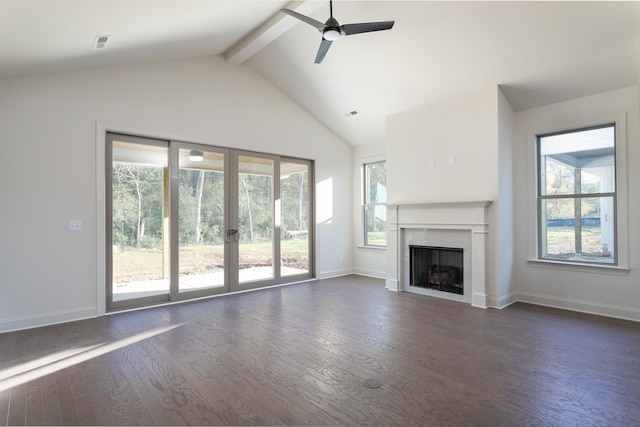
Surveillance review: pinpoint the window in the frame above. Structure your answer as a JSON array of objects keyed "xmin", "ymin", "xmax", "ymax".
[
  {"xmin": 537, "ymin": 124, "xmax": 616, "ymax": 265},
  {"xmin": 364, "ymin": 161, "xmax": 387, "ymax": 246}
]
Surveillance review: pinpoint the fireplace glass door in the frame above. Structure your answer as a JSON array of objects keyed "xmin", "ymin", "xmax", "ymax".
[{"xmin": 410, "ymin": 245, "xmax": 464, "ymax": 295}]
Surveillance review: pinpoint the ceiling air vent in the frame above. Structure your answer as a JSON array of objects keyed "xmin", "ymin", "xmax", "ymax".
[
  {"xmin": 93, "ymin": 35, "xmax": 111, "ymax": 50},
  {"xmin": 344, "ymin": 110, "xmax": 359, "ymax": 117}
]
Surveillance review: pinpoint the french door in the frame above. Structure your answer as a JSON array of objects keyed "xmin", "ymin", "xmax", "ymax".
[{"xmin": 106, "ymin": 133, "xmax": 313, "ymax": 311}]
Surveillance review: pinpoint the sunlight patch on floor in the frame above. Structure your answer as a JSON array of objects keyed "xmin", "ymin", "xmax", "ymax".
[{"xmin": 0, "ymin": 323, "xmax": 185, "ymax": 392}]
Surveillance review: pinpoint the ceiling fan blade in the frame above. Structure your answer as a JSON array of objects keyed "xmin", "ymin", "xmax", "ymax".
[
  {"xmin": 281, "ymin": 8, "xmax": 325, "ymax": 30},
  {"xmin": 315, "ymin": 39, "xmax": 333, "ymax": 64},
  {"xmin": 341, "ymin": 21, "xmax": 395, "ymax": 36},
  {"xmin": 284, "ymin": 1, "xmax": 394, "ymax": 64}
]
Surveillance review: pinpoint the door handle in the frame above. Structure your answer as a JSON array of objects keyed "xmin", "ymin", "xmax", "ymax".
[{"xmin": 225, "ymin": 229, "xmax": 239, "ymax": 243}]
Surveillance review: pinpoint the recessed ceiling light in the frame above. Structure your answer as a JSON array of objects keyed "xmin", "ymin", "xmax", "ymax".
[
  {"xmin": 93, "ymin": 35, "xmax": 111, "ymax": 50},
  {"xmin": 344, "ymin": 110, "xmax": 359, "ymax": 117}
]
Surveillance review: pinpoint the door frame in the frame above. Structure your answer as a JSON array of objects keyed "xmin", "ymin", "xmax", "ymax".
[{"xmin": 101, "ymin": 130, "xmax": 314, "ymax": 313}]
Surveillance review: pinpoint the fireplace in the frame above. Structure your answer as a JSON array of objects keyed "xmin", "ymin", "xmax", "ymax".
[
  {"xmin": 402, "ymin": 228, "xmax": 471, "ymax": 302},
  {"xmin": 386, "ymin": 201, "xmax": 492, "ymax": 308},
  {"xmin": 410, "ymin": 246, "xmax": 463, "ymax": 295}
]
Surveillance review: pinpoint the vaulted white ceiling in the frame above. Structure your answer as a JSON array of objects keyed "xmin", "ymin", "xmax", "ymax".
[{"xmin": 2, "ymin": 1, "xmax": 640, "ymax": 146}]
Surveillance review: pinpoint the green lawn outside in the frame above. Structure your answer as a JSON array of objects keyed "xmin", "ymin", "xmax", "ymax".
[{"xmin": 367, "ymin": 231, "xmax": 387, "ymax": 246}]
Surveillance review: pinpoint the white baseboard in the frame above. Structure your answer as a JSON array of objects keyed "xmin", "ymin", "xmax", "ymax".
[
  {"xmin": 316, "ymin": 268, "xmax": 354, "ymax": 279},
  {"xmin": 0, "ymin": 306, "xmax": 98, "ymax": 333},
  {"xmin": 471, "ymin": 293, "xmax": 488, "ymax": 309},
  {"xmin": 6, "ymin": 288, "xmax": 636, "ymax": 334},
  {"xmin": 488, "ymin": 292, "xmax": 519, "ymax": 309},
  {"xmin": 353, "ymin": 268, "xmax": 385, "ymax": 279},
  {"xmin": 515, "ymin": 292, "xmax": 640, "ymax": 322},
  {"xmin": 385, "ymin": 279, "xmax": 399, "ymax": 291}
]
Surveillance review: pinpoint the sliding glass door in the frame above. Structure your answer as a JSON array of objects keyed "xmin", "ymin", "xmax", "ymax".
[
  {"xmin": 177, "ymin": 144, "xmax": 229, "ymax": 296},
  {"xmin": 107, "ymin": 135, "xmax": 171, "ymax": 307},
  {"xmin": 280, "ymin": 160, "xmax": 311, "ymax": 277},
  {"xmin": 234, "ymin": 153, "xmax": 275, "ymax": 288},
  {"xmin": 231, "ymin": 152, "xmax": 313, "ymax": 291},
  {"xmin": 106, "ymin": 133, "xmax": 313, "ymax": 311}
]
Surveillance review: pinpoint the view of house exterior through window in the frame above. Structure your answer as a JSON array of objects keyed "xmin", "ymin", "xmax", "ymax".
[
  {"xmin": 364, "ymin": 161, "xmax": 387, "ymax": 246},
  {"xmin": 537, "ymin": 125, "xmax": 616, "ymax": 265}
]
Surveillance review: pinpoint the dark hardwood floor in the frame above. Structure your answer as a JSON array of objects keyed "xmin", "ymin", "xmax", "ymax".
[{"xmin": 1, "ymin": 275, "xmax": 639, "ymax": 426}]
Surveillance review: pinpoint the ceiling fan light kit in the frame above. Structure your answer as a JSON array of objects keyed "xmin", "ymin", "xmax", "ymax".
[
  {"xmin": 323, "ymin": 29, "xmax": 341, "ymax": 41},
  {"xmin": 281, "ymin": 0, "xmax": 394, "ymax": 64}
]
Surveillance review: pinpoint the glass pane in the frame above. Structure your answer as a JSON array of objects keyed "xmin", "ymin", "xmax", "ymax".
[
  {"xmin": 280, "ymin": 161, "xmax": 310, "ymax": 276},
  {"xmin": 238, "ymin": 155, "xmax": 274, "ymax": 283},
  {"xmin": 540, "ymin": 126, "xmax": 615, "ymax": 196},
  {"xmin": 542, "ymin": 157, "xmax": 575, "ymax": 196},
  {"xmin": 541, "ymin": 198, "xmax": 576, "ymax": 259},
  {"xmin": 365, "ymin": 161, "xmax": 387, "ymax": 203},
  {"xmin": 111, "ymin": 141, "xmax": 169, "ymax": 301},
  {"xmin": 365, "ymin": 205, "xmax": 387, "ymax": 246},
  {"xmin": 580, "ymin": 197, "xmax": 615, "ymax": 263},
  {"xmin": 178, "ymin": 149, "xmax": 226, "ymax": 292},
  {"xmin": 580, "ymin": 165, "xmax": 615, "ymax": 194}
]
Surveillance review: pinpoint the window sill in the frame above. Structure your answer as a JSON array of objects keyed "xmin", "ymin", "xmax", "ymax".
[
  {"xmin": 527, "ymin": 259, "xmax": 629, "ymax": 276},
  {"xmin": 358, "ymin": 245, "xmax": 387, "ymax": 251}
]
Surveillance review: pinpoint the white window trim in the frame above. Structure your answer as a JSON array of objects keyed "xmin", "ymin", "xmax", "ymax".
[
  {"xmin": 361, "ymin": 156, "xmax": 387, "ymax": 248},
  {"xmin": 526, "ymin": 113, "xmax": 630, "ymax": 273}
]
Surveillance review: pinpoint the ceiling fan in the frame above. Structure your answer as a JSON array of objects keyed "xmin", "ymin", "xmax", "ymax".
[{"xmin": 281, "ymin": 0, "xmax": 394, "ymax": 64}]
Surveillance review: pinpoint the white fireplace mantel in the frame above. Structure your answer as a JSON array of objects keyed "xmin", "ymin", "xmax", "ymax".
[{"xmin": 386, "ymin": 201, "xmax": 493, "ymax": 308}]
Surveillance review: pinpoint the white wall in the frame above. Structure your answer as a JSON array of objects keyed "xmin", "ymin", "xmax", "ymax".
[
  {"xmin": 492, "ymin": 88, "xmax": 516, "ymax": 307},
  {"xmin": 384, "ymin": 87, "xmax": 508, "ymax": 305},
  {"xmin": 354, "ymin": 88, "xmax": 512, "ymax": 288},
  {"xmin": 359, "ymin": 83, "xmax": 639, "ymax": 320},
  {"xmin": 356, "ymin": 83, "xmax": 638, "ymax": 320},
  {"xmin": 0, "ymin": 56, "xmax": 352, "ymax": 332},
  {"xmin": 386, "ymin": 87, "xmax": 500, "ymax": 205},
  {"xmin": 512, "ymin": 86, "xmax": 640, "ymax": 321}
]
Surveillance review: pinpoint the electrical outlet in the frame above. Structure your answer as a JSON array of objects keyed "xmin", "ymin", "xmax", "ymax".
[{"xmin": 69, "ymin": 220, "xmax": 82, "ymax": 231}]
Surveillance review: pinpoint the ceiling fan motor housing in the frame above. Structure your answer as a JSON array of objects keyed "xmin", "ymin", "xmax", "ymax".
[
  {"xmin": 322, "ymin": 16, "xmax": 341, "ymax": 41},
  {"xmin": 281, "ymin": 0, "xmax": 394, "ymax": 63}
]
